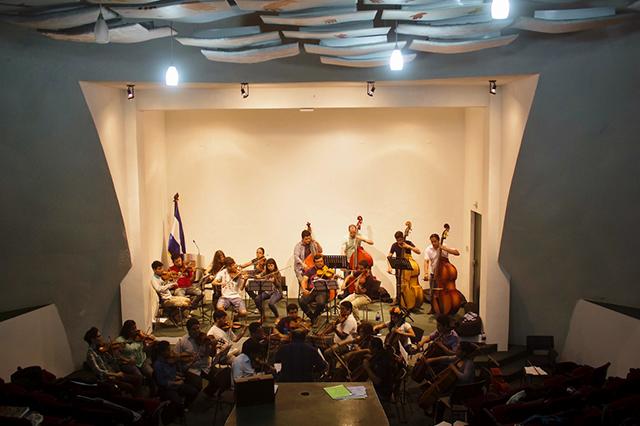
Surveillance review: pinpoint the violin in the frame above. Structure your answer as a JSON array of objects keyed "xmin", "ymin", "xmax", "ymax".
[
  {"xmin": 344, "ymin": 270, "xmax": 369, "ymax": 294},
  {"xmin": 134, "ymin": 331, "xmax": 156, "ymax": 344},
  {"xmin": 98, "ymin": 340, "xmax": 124, "ymax": 354},
  {"xmin": 315, "ymin": 265, "xmax": 335, "ymax": 279}
]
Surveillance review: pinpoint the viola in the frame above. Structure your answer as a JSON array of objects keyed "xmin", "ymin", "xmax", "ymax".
[
  {"xmin": 349, "ymin": 215, "xmax": 374, "ymax": 269},
  {"xmin": 431, "ymin": 224, "xmax": 464, "ymax": 316}
]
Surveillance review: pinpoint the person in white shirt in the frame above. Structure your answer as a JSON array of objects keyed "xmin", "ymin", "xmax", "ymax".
[
  {"xmin": 207, "ymin": 310, "xmax": 246, "ymax": 364},
  {"xmin": 423, "ymin": 233, "xmax": 460, "ymax": 305},
  {"xmin": 213, "ymin": 257, "xmax": 248, "ymax": 317},
  {"xmin": 150, "ymin": 261, "xmax": 190, "ymax": 308},
  {"xmin": 324, "ymin": 301, "xmax": 358, "ymax": 371}
]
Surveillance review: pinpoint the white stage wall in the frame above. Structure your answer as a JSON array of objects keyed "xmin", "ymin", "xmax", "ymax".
[{"xmin": 163, "ymin": 108, "xmax": 472, "ymax": 298}]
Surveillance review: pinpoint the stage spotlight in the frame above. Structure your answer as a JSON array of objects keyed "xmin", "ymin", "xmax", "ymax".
[
  {"xmin": 367, "ymin": 81, "xmax": 376, "ymax": 97},
  {"xmin": 240, "ymin": 82, "xmax": 249, "ymax": 99},
  {"xmin": 126, "ymin": 84, "xmax": 135, "ymax": 100},
  {"xmin": 491, "ymin": 0, "xmax": 510, "ymax": 19},
  {"xmin": 489, "ymin": 80, "xmax": 497, "ymax": 95}
]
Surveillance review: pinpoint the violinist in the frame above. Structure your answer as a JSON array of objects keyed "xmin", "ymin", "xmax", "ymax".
[
  {"xmin": 241, "ymin": 247, "xmax": 267, "ymax": 301},
  {"xmin": 200, "ymin": 250, "xmax": 226, "ymax": 299},
  {"xmin": 153, "ymin": 340, "xmax": 200, "ymax": 416},
  {"xmin": 175, "ymin": 318, "xmax": 217, "ymax": 390},
  {"xmin": 423, "ymin": 233, "xmax": 460, "ymax": 304},
  {"xmin": 170, "ymin": 253, "xmax": 203, "ymax": 304},
  {"xmin": 213, "ymin": 257, "xmax": 248, "ymax": 317},
  {"xmin": 242, "ymin": 322, "xmax": 269, "ymax": 364},
  {"xmin": 206, "ymin": 310, "xmax": 247, "ymax": 364},
  {"xmin": 342, "ymin": 224, "xmax": 374, "ymax": 261},
  {"xmin": 342, "ymin": 260, "xmax": 379, "ymax": 320},
  {"xmin": 150, "ymin": 261, "xmax": 191, "ymax": 309},
  {"xmin": 114, "ymin": 320, "xmax": 154, "ymax": 380},
  {"xmin": 386, "ymin": 231, "xmax": 421, "ymax": 275},
  {"xmin": 275, "ymin": 329, "xmax": 328, "ymax": 383},
  {"xmin": 293, "ymin": 229, "xmax": 322, "ymax": 283},
  {"xmin": 299, "ymin": 254, "xmax": 332, "ymax": 324},
  {"xmin": 374, "ymin": 307, "xmax": 416, "ymax": 354},
  {"xmin": 83, "ymin": 326, "xmax": 143, "ymax": 396},
  {"xmin": 274, "ymin": 303, "xmax": 310, "ymax": 341},
  {"xmin": 254, "ymin": 258, "xmax": 284, "ymax": 322},
  {"xmin": 322, "ymin": 301, "xmax": 358, "ymax": 372}
]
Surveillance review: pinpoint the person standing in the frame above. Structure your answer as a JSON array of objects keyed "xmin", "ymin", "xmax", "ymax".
[
  {"xmin": 423, "ymin": 233, "xmax": 460, "ymax": 303},
  {"xmin": 293, "ymin": 228, "xmax": 322, "ymax": 283}
]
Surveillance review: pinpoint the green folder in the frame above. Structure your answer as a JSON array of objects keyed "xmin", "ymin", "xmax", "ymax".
[{"xmin": 323, "ymin": 384, "xmax": 353, "ymax": 400}]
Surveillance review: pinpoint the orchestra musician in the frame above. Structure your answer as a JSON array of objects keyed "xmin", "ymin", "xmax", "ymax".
[
  {"xmin": 417, "ymin": 315, "xmax": 460, "ymax": 356},
  {"xmin": 200, "ymin": 250, "xmax": 226, "ymax": 300},
  {"xmin": 374, "ymin": 307, "xmax": 416, "ymax": 354},
  {"xmin": 341, "ymin": 224, "xmax": 374, "ymax": 261},
  {"xmin": 150, "ymin": 261, "xmax": 191, "ymax": 325},
  {"xmin": 323, "ymin": 301, "xmax": 358, "ymax": 372},
  {"xmin": 170, "ymin": 253, "xmax": 203, "ymax": 302},
  {"xmin": 83, "ymin": 327, "xmax": 143, "ymax": 396},
  {"xmin": 386, "ymin": 231, "xmax": 421, "ymax": 275},
  {"xmin": 153, "ymin": 340, "xmax": 200, "ymax": 416},
  {"xmin": 241, "ymin": 247, "xmax": 267, "ymax": 301},
  {"xmin": 273, "ymin": 303, "xmax": 310, "ymax": 341},
  {"xmin": 293, "ymin": 229, "xmax": 322, "ymax": 283},
  {"xmin": 362, "ymin": 337, "xmax": 403, "ymax": 402},
  {"xmin": 299, "ymin": 254, "xmax": 333, "ymax": 325},
  {"xmin": 423, "ymin": 233, "xmax": 460, "ymax": 306},
  {"xmin": 212, "ymin": 257, "xmax": 248, "ymax": 317},
  {"xmin": 341, "ymin": 260, "xmax": 379, "ymax": 320},
  {"xmin": 175, "ymin": 318, "xmax": 217, "ymax": 391},
  {"xmin": 114, "ymin": 319, "xmax": 154, "ymax": 380},
  {"xmin": 254, "ymin": 258, "xmax": 284, "ymax": 322},
  {"xmin": 275, "ymin": 329, "xmax": 328, "ymax": 383},
  {"xmin": 206, "ymin": 310, "xmax": 247, "ymax": 364}
]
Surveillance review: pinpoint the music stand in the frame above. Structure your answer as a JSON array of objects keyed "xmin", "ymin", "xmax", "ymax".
[
  {"xmin": 246, "ymin": 279, "xmax": 274, "ymax": 293},
  {"xmin": 311, "ymin": 279, "xmax": 339, "ymax": 320},
  {"xmin": 323, "ymin": 255, "xmax": 349, "ymax": 270},
  {"xmin": 387, "ymin": 256, "xmax": 413, "ymax": 307}
]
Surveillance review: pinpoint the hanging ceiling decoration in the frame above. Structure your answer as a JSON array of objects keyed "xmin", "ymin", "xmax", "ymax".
[{"xmin": 1, "ymin": 0, "xmax": 638, "ymax": 67}]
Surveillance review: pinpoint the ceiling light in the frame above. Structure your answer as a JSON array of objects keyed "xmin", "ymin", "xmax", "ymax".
[
  {"xmin": 240, "ymin": 82, "xmax": 249, "ymax": 99},
  {"xmin": 94, "ymin": 6, "xmax": 109, "ymax": 44},
  {"xmin": 165, "ymin": 24, "xmax": 179, "ymax": 86},
  {"xmin": 489, "ymin": 80, "xmax": 497, "ymax": 95},
  {"xmin": 491, "ymin": 0, "xmax": 510, "ymax": 19},
  {"xmin": 367, "ymin": 81, "xmax": 376, "ymax": 97},
  {"xmin": 126, "ymin": 84, "xmax": 135, "ymax": 100},
  {"xmin": 389, "ymin": 22, "xmax": 404, "ymax": 71}
]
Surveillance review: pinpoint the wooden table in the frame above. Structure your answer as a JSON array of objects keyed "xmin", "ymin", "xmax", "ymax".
[{"xmin": 225, "ymin": 382, "xmax": 389, "ymax": 426}]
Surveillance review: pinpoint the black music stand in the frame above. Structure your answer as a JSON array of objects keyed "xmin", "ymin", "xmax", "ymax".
[
  {"xmin": 311, "ymin": 279, "xmax": 339, "ymax": 320},
  {"xmin": 246, "ymin": 279, "xmax": 274, "ymax": 293},
  {"xmin": 323, "ymin": 255, "xmax": 349, "ymax": 270},
  {"xmin": 387, "ymin": 256, "xmax": 413, "ymax": 307}
]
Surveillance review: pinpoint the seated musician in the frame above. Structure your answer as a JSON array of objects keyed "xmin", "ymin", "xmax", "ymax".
[
  {"xmin": 175, "ymin": 318, "xmax": 216, "ymax": 391},
  {"xmin": 114, "ymin": 320, "xmax": 154, "ymax": 380},
  {"xmin": 170, "ymin": 254, "xmax": 203, "ymax": 300},
  {"xmin": 299, "ymin": 254, "xmax": 333, "ymax": 325},
  {"xmin": 207, "ymin": 310, "xmax": 247, "ymax": 364},
  {"xmin": 342, "ymin": 260, "xmax": 379, "ymax": 320},
  {"xmin": 275, "ymin": 329, "xmax": 328, "ymax": 382},
  {"xmin": 417, "ymin": 315, "xmax": 460, "ymax": 356},
  {"xmin": 293, "ymin": 229, "xmax": 322, "ymax": 283},
  {"xmin": 254, "ymin": 258, "xmax": 284, "ymax": 322},
  {"xmin": 386, "ymin": 231, "xmax": 421, "ymax": 275},
  {"xmin": 150, "ymin": 261, "xmax": 191, "ymax": 309},
  {"xmin": 375, "ymin": 307, "xmax": 416, "ymax": 353},
  {"xmin": 332, "ymin": 322, "xmax": 377, "ymax": 381},
  {"xmin": 83, "ymin": 327, "xmax": 143, "ymax": 396},
  {"xmin": 200, "ymin": 250, "xmax": 226, "ymax": 294},
  {"xmin": 153, "ymin": 340, "xmax": 200, "ymax": 415},
  {"xmin": 274, "ymin": 303, "xmax": 309, "ymax": 341},
  {"xmin": 362, "ymin": 337, "xmax": 402, "ymax": 402},
  {"xmin": 322, "ymin": 301, "xmax": 358, "ymax": 371},
  {"xmin": 213, "ymin": 257, "xmax": 248, "ymax": 317},
  {"xmin": 455, "ymin": 302, "xmax": 485, "ymax": 342},
  {"xmin": 240, "ymin": 247, "xmax": 267, "ymax": 301}
]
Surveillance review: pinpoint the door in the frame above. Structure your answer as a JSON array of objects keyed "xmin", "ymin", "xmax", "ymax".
[{"xmin": 470, "ymin": 211, "xmax": 482, "ymax": 305}]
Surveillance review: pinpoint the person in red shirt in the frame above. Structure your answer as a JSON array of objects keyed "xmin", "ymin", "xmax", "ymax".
[{"xmin": 170, "ymin": 253, "xmax": 203, "ymax": 303}]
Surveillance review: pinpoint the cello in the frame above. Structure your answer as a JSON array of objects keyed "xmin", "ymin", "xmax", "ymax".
[
  {"xmin": 349, "ymin": 215, "xmax": 374, "ymax": 269},
  {"xmin": 430, "ymin": 224, "xmax": 464, "ymax": 316},
  {"xmin": 401, "ymin": 221, "xmax": 424, "ymax": 310}
]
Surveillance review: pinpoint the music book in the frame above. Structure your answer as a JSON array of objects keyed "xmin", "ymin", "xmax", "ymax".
[
  {"xmin": 524, "ymin": 366, "xmax": 548, "ymax": 376},
  {"xmin": 324, "ymin": 384, "xmax": 352, "ymax": 400}
]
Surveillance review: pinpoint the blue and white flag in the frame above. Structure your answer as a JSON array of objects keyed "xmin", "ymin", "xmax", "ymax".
[{"xmin": 168, "ymin": 193, "xmax": 186, "ymax": 256}]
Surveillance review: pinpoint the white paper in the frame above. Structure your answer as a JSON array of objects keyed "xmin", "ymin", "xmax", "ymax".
[{"xmin": 524, "ymin": 366, "xmax": 548, "ymax": 376}]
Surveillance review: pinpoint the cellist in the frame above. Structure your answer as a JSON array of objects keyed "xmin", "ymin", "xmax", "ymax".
[{"xmin": 423, "ymin": 233, "xmax": 460, "ymax": 305}]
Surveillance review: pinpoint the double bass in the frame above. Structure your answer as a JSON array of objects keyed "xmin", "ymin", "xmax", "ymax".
[
  {"xmin": 430, "ymin": 224, "xmax": 464, "ymax": 316},
  {"xmin": 303, "ymin": 222, "xmax": 316, "ymax": 271},
  {"xmin": 400, "ymin": 221, "xmax": 424, "ymax": 310},
  {"xmin": 349, "ymin": 215, "xmax": 374, "ymax": 269}
]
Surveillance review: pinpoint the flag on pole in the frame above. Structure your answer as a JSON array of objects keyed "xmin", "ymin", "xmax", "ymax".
[{"xmin": 168, "ymin": 193, "xmax": 186, "ymax": 256}]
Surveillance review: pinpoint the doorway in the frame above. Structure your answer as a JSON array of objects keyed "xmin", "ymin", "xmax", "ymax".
[{"xmin": 470, "ymin": 211, "xmax": 482, "ymax": 306}]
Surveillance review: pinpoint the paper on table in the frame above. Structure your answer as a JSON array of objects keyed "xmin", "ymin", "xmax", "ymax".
[
  {"xmin": 524, "ymin": 366, "xmax": 548, "ymax": 375},
  {"xmin": 324, "ymin": 384, "xmax": 353, "ymax": 400},
  {"xmin": 344, "ymin": 386, "xmax": 368, "ymax": 399}
]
